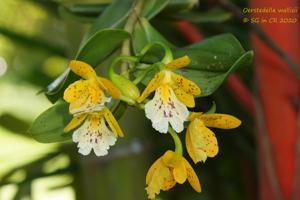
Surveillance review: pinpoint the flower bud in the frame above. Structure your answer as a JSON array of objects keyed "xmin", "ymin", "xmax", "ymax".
[{"xmin": 110, "ymin": 73, "xmax": 140, "ymax": 102}]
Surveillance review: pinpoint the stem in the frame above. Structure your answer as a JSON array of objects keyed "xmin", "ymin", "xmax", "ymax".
[
  {"xmin": 139, "ymin": 42, "xmax": 173, "ymax": 64},
  {"xmin": 132, "ymin": 63, "xmax": 161, "ymax": 85},
  {"xmin": 120, "ymin": 0, "xmax": 145, "ymax": 75},
  {"xmin": 168, "ymin": 127, "xmax": 183, "ymax": 156},
  {"xmin": 108, "ymin": 55, "xmax": 138, "ymax": 79},
  {"xmin": 132, "ymin": 68, "xmax": 152, "ymax": 85}
]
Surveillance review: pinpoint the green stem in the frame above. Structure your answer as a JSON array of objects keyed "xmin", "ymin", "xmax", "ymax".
[
  {"xmin": 108, "ymin": 55, "xmax": 139, "ymax": 79},
  {"xmin": 139, "ymin": 42, "xmax": 173, "ymax": 64},
  {"xmin": 168, "ymin": 127, "xmax": 183, "ymax": 156},
  {"xmin": 132, "ymin": 67, "xmax": 153, "ymax": 85}
]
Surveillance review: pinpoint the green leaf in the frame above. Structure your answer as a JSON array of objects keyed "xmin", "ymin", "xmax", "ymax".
[
  {"xmin": 88, "ymin": 0, "xmax": 135, "ymax": 36},
  {"xmin": 174, "ymin": 33, "xmax": 245, "ymax": 72},
  {"xmin": 141, "ymin": 0, "xmax": 170, "ymax": 19},
  {"xmin": 177, "ymin": 51, "xmax": 254, "ymax": 96},
  {"xmin": 132, "ymin": 18, "xmax": 175, "ymax": 54},
  {"xmin": 28, "ymin": 102, "xmax": 72, "ymax": 143},
  {"xmin": 163, "ymin": 0, "xmax": 198, "ymax": 13},
  {"xmin": 77, "ymin": 29, "xmax": 129, "ymax": 66},
  {"xmin": 45, "ymin": 29, "xmax": 130, "ymax": 103},
  {"xmin": 62, "ymin": 3, "xmax": 107, "ymax": 17},
  {"xmin": 175, "ymin": 34, "xmax": 253, "ymax": 96},
  {"xmin": 170, "ymin": 8, "xmax": 232, "ymax": 23}
]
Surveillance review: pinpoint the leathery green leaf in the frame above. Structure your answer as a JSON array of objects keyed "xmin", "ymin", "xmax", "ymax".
[
  {"xmin": 28, "ymin": 102, "xmax": 72, "ymax": 143},
  {"xmin": 141, "ymin": 0, "xmax": 170, "ymax": 19},
  {"xmin": 132, "ymin": 17, "xmax": 175, "ymax": 54},
  {"xmin": 88, "ymin": 0, "xmax": 135, "ymax": 36},
  {"xmin": 177, "ymin": 51, "xmax": 254, "ymax": 96}
]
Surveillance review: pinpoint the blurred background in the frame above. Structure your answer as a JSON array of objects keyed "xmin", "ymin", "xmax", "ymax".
[{"xmin": 0, "ymin": 0, "xmax": 299, "ymax": 200}]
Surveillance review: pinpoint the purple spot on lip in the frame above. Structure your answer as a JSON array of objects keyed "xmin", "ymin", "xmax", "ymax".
[
  {"xmin": 163, "ymin": 110, "xmax": 168, "ymax": 118},
  {"xmin": 163, "ymin": 110, "xmax": 173, "ymax": 118}
]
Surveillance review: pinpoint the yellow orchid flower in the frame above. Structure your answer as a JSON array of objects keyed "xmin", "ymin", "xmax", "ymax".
[
  {"xmin": 63, "ymin": 107, "xmax": 124, "ymax": 156},
  {"xmin": 186, "ymin": 112, "xmax": 241, "ymax": 163},
  {"xmin": 63, "ymin": 60, "xmax": 121, "ymax": 115},
  {"xmin": 137, "ymin": 56, "xmax": 201, "ymax": 133},
  {"xmin": 146, "ymin": 150, "xmax": 201, "ymax": 199}
]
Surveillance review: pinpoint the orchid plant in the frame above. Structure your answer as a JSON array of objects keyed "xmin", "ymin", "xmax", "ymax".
[{"xmin": 29, "ymin": 0, "xmax": 253, "ymax": 199}]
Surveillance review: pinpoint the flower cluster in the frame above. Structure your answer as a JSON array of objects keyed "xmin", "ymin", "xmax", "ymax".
[
  {"xmin": 63, "ymin": 60, "xmax": 123, "ymax": 156},
  {"xmin": 61, "ymin": 47, "xmax": 241, "ymax": 199},
  {"xmin": 137, "ymin": 55, "xmax": 241, "ymax": 199}
]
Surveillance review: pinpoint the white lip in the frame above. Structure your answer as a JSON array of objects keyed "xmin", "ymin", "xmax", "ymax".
[
  {"xmin": 0, "ymin": 57, "xmax": 7, "ymax": 76},
  {"xmin": 145, "ymin": 85, "xmax": 189, "ymax": 134}
]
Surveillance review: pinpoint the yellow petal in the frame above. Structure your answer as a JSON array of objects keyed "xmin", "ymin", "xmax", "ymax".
[
  {"xmin": 102, "ymin": 107, "xmax": 124, "ymax": 137},
  {"xmin": 185, "ymin": 128, "xmax": 197, "ymax": 163},
  {"xmin": 162, "ymin": 150, "xmax": 181, "ymax": 168},
  {"xmin": 189, "ymin": 119, "xmax": 219, "ymax": 162},
  {"xmin": 186, "ymin": 124, "xmax": 209, "ymax": 163},
  {"xmin": 182, "ymin": 158, "xmax": 201, "ymax": 193},
  {"xmin": 173, "ymin": 86, "xmax": 195, "ymax": 107},
  {"xmin": 171, "ymin": 73, "xmax": 201, "ymax": 96},
  {"xmin": 68, "ymin": 84, "xmax": 105, "ymax": 114},
  {"xmin": 137, "ymin": 71, "xmax": 165, "ymax": 103},
  {"xmin": 146, "ymin": 158, "xmax": 161, "ymax": 185},
  {"xmin": 146, "ymin": 157, "xmax": 176, "ymax": 192},
  {"xmin": 64, "ymin": 114, "xmax": 88, "ymax": 132},
  {"xmin": 63, "ymin": 80, "xmax": 87, "ymax": 103},
  {"xmin": 162, "ymin": 150, "xmax": 174, "ymax": 165},
  {"xmin": 161, "ymin": 173, "xmax": 176, "ymax": 191},
  {"xmin": 69, "ymin": 60, "xmax": 96, "ymax": 79},
  {"xmin": 69, "ymin": 90, "xmax": 89, "ymax": 112},
  {"xmin": 199, "ymin": 114, "xmax": 241, "ymax": 129},
  {"xmin": 188, "ymin": 112, "xmax": 203, "ymax": 121},
  {"xmin": 88, "ymin": 81, "xmax": 105, "ymax": 104},
  {"xmin": 166, "ymin": 55, "xmax": 191, "ymax": 70},
  {"xmin": 98, "ymin": 77, "xmax": 121, "ymax": 99},
  {"xmin": 146, "ymin": 160, "xmax": 171, "ymax": 200},
  {"xmin": 172, "ymin": 159, "xmax": 187, "ymax": 184}
]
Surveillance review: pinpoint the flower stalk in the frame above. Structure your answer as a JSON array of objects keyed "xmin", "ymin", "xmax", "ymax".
[
  {"xmin": 168, "ymin": 127, "xmax": 183, "ymax": 156},
  {"xmin": 139, "ymin": 42, "xmax": 173, "ymax": 64}
]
